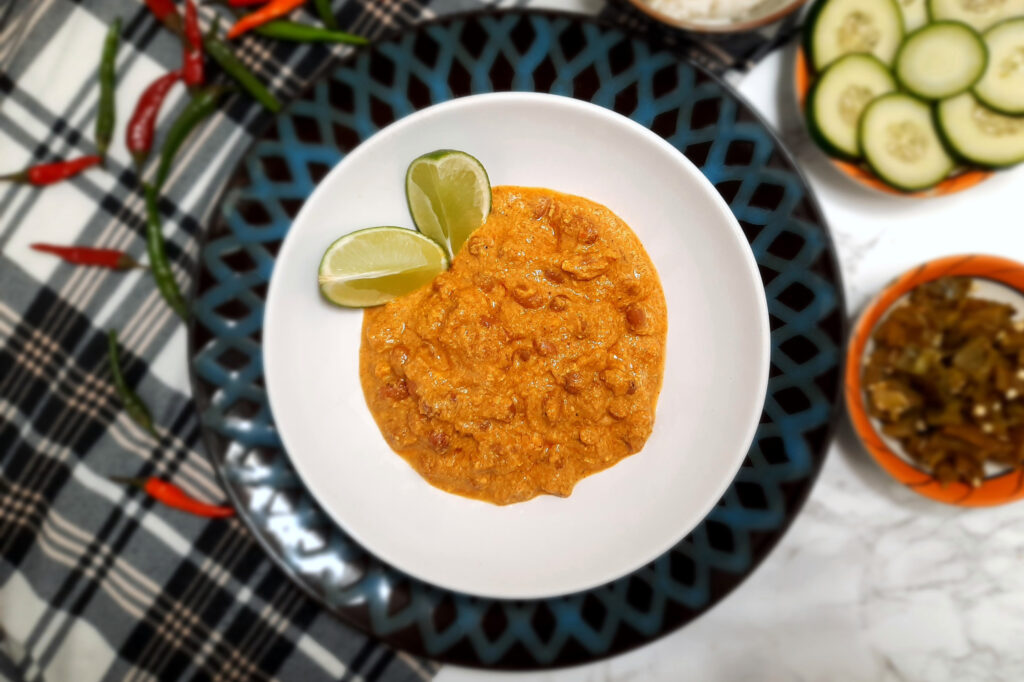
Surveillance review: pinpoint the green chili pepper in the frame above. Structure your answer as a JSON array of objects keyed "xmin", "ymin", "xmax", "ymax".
[
  {"xmin": 107, "ymin": 329, "xmax": 157, "ymax": 435},
  {"xmin": 203, "ymin": 16, "xmax": 281, "ymax": 113},
  {"xmin": 154, "ymin": 84, "xmax": 227, "ymax": 190},
  {"xmin": 96, "ymin": 18, "xmax": 121, "ymax": 159},
  {"xmin": 143, "ymin": 184, "xmax": 189, "ymax": 319},
  {"xmin": 253, "ymin": 20, "xmax": 367, "ymax": 45},
  {"xmin": 312, "ymin": 0, "xmax": 339, "ymax": 30}
]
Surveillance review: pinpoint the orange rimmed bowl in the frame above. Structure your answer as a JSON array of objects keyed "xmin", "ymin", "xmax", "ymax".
[
  {"xmin": 795, "ymin": 49, "xmax": 993, "ymax": 198},
  {"xmin": 846, "ymin": 255, "xmax": 1024, "ymax": 507}
]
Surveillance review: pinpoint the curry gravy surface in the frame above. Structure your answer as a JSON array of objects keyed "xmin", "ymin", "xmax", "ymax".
[{"xmin": 359, "ymin": 187, "xmax": 667, "ymax": 505}]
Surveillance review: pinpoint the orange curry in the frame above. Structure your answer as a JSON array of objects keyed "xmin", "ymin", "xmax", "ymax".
[{"xmin": 359, "ymin": 186, "xmax": 667, "ymax": 504}]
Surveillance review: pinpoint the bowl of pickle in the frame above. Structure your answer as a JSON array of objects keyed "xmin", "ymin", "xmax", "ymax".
[{"xmin": 847, "ymin": 255, "xmax": 1024, "ymax": 505}]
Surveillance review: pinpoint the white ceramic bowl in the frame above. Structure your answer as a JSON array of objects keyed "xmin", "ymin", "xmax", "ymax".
[
  {"xmin": 264, "ymin": 92, "xmax": 769, "ymax": 599},
  {"xmin": 626, "ymin": 0, "xmax": 809, "ymax": 34}
]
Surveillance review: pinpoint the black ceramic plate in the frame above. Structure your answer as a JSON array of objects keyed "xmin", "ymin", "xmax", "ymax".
[{"xmin": 190, "ymin": 10, "xmax": 846, "ymax": 669}]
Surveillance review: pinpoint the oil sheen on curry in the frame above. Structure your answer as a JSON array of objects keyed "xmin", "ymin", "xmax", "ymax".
[{"xmin": 359, "ymin": 187, "xmax": 667, "ymax": 505}]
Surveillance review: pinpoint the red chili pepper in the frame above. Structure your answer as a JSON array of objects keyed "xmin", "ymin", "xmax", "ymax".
[
  {"xmin": 145, "ymin": 0, "xmax": 183, "ymax": 33},
  {"xmin": 112, "ymin": 477, "xmax": 236, "ymax": 518},
  {"xmin": 182, "ymin": 0, "xmax": 205, "ymax": 88},
  {"xmin": 145, "ymin": 0, "xmax": 176, "ymax": 22},
  {"xmin": 227, "ymin": 0, "xmax": 306, "ymax": 39},
  {"xmin": 31, "ymin": 243, "xmax": 142, "ymax": 270},
  {"xmin": 182, "ymin": 44, "xmax": 204, "ymax": 88},
  {"xmin": 0, "ymin": 156, "xmax": 103, "ymax": 186},
  {"xmin": 126, "ymin": 70, "xmax": 181, "ymax": 166},
  {"xmin": 228, "ymin": 0, "xmax": 270, "ymax": 5}
]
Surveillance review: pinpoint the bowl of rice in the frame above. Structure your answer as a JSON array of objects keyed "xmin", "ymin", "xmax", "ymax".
[{"xmin": 627, "ymin": 0, "xmax": 808, "ymax": 32}]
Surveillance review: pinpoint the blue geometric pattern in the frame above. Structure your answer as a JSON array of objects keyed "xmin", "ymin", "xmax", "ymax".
[{"xmin": 189, "ymin": 11, "xmax": 845, "ymax": 669}]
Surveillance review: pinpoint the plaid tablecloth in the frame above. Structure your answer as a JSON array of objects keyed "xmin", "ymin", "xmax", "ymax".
[
  {"xmin": 0, "ymin": 1, "xmax": 473, "ymax": 680},
  {"xmin": 0, "ymin": 0, "xmax": 799, "ymax": 678}
]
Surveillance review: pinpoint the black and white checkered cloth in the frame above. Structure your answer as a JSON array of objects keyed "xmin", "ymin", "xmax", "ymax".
[
  {"xmin": 0, "ymin": 0, "xmax": 798, "ymax": 678},
  {"xmin": 0, "ymin": 1, "xmax": 469, "ymax": 680}
]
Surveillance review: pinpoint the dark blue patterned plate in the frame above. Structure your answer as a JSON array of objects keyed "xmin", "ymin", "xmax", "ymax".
[{"xmin": 189, "ymin": 10, "xmax": 845, "ymax": 669}]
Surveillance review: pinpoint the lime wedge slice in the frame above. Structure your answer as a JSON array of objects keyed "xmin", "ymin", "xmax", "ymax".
[
  {"xmin": 405, "ymin": 149, "xmax": 491, "ymax": 258},
  {"xmin": 318, "ymin": 226, "xmax": 448, "ymax": 308}
]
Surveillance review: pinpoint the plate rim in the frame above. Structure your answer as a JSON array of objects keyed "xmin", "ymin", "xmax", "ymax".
[{"xmin": 186, "ymin": 7, "xmax": 848, "ymax": 669}]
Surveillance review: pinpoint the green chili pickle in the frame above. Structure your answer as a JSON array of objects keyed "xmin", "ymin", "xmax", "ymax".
[{"xmin": 863, "ymin": 277, "xmax": 1024, "ymax": 486}]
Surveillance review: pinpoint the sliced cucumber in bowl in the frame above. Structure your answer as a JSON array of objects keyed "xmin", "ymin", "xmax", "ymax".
[
  {"xmin": 859, "ymin": 93, "xmax": 956, "ymax": 190},
  {"xmin": 801, "ymin": 0, "xmax": 1024, "ymax": 192},
  {"xmin": 806, "ymin": 54, "xmax": 898, "ymax": 159},
  {"xmin": 895, "ymin": 22, "xmax": 988, "ymax": 99},
  {"xmin": 805, "ymin": 0, "xmax": 905, "ymax": 71},
  {"xmin": 928, "ymin": 0, "xmax": 1024, "ymax": 32},
  {"xmin": 936, "ymin": 92, "xmax": 1024, "ymax": 167},
  {"xmin": 974, "ymin": 18, "xmax": 1024, "ymax": 114}
]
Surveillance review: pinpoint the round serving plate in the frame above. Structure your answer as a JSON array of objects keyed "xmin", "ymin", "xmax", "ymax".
[
  {"xmin": 189, "ymin": 9, "xmax": 846, "ymax": 669},
  {"xmin": 263, "ymin": 92, "xmax": 772, "ymax": 600}
]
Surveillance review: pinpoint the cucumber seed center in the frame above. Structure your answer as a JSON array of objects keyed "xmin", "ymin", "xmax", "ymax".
[
  {"xmin": 960, "ymin": 0, "xmax": 1005, "ymax": 13},
  {"xmin": 972, "ymin": 103, "xmax": 1024, "ymax": 136},
  {"xmin": 885, "ymin": 121, "xmax": 928, "ymax": 162},
  {"xmin": 839, "ymin": 85, "xmax": 874, "ymax": 126},
  {"xmin": 838, "ymin": 12, "xmax": 880, "ymax": 52},
  {"xmin": 999, "ymin": 47, "xmax": 1024, "ymax": 79}
]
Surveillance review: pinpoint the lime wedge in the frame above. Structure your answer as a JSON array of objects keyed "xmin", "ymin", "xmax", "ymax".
[
  {"xmin": 318, "ymin": 226, "xmax": 448, "ymax": 307},
  {"xmin": 405, "ymin": 149, "xmax": 491, "ymax": 258}
]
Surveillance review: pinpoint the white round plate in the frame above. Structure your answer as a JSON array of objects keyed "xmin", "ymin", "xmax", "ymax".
[{"xmin": 263, "ymin": 92, "xmax": 770, "ymax": 599}]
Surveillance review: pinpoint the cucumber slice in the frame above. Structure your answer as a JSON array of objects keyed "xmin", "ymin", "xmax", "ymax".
[
  {"xmin": 974, "ymin": 18, "xmax": 1024, "ymax": 114},
  {"xmin": 936, "ymin": 92, "xmax": 1024, "ymax": 167},
  {"xmin": 805, "ymin": 0, "xmax": 905, "ymax": 71},
  {"xmin": 859, "ymin": 93, "xmax": 955, "ymax": 190},
  {"xmin": 899, "ymin": 0, "xmax": 930, "ymax": 31},
  {"xmin": 928, "ymin": 0, "xmax": 1024, "ymax": 32},
  {"xmin": 806, "ymin": 54, "xmax": 898, "ymax": 159},
  {"xmin": 895, "ymin": 22, "xmax": 988, "ymax": 99}
]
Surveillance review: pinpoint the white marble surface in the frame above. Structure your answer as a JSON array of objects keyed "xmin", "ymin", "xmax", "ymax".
[{"xmin": 437, "ymin": 30, "xmax": 1024, "ymax": 682}]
